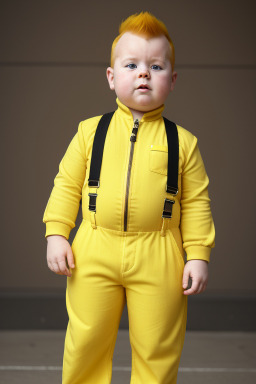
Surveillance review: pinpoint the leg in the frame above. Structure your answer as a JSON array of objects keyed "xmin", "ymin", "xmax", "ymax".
[
  {"xmin": 124, "ymin": 229, "xmax": 187, "ymax": 384},
  {"xmin": 62, "ymin": 220, "xmax": 126, "ymax": 384}
]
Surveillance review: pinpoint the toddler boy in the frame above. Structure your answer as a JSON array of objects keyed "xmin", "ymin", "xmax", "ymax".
[{"xmin": 43, "ymin": 11, "xmax": 215, "ymax": 384}]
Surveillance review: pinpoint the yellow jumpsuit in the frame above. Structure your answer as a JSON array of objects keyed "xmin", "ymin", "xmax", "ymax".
[{"xmin": 43, "ymin": 98, "xmax": 215, "ymax": 384}]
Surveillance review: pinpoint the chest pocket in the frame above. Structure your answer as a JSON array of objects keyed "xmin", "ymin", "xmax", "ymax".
[{"xmin": 149, "ymin": 145, "xmax": 168, "ymax": 175}]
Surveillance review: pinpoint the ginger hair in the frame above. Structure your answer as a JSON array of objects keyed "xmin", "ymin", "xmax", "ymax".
[{"xmin": 110, "ymin": 12, "xmax": 175, "ymax": 70}]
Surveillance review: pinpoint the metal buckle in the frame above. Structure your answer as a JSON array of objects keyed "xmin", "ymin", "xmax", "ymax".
[
  {"xmin": 166, "ymin": 184, "xmax": 178, "ymax": 195},
  {"xmin": 88, "ymin": 180, "xmax": 100, "ymax": 188}
]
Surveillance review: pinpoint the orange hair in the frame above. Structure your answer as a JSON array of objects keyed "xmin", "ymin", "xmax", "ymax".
[{"xmin": 110, "ymin": 12, "xmax": 175, "ymax": 70}]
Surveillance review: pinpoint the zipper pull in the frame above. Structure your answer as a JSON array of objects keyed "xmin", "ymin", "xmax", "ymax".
[{"xmin": 130, "ymin": 119, "xmax": 139, "ymax": 142}]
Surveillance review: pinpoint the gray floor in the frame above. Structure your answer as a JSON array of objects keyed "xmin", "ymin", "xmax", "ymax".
[{"xmin": 0, "ymin": 330, "xmax": 255, "ymax": 384}]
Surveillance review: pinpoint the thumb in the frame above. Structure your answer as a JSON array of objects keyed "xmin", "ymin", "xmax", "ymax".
[
  {"xmin": 182, "ymin": 266, "xmax": 190, "ymax": 289},
  {"xmin": 66, "ymin": 247, "xmax": 75, "ymax": 269}
]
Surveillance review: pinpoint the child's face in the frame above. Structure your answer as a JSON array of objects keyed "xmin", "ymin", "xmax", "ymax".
[{"xmin": 106, "ymin": 32, "xmax": 177, "ymax": 119}]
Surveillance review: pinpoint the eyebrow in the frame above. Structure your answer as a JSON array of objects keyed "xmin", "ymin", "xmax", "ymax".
[
  {"xmin": 150, "ymin": 57, "xmax": 166, "ymax": 63},
  {"xmin": 120, "ymin": 56, "xmax": 166, "ymax": 63},
  {"xmin": 120, "ymin": 57, "xmax": 138, "ymax": 62}
]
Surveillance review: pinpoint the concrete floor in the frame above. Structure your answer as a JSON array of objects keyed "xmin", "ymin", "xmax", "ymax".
[{"xmin": 0, "ymin": 330, "xmax": 255, "ymax": 384}]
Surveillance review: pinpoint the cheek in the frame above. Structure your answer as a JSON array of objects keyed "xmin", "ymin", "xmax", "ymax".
[
  {"xmin": 157, "ymin": 76, "xmax": 172, "ymax": 97},
  {"xmin": 114, "ymin": 74, "xmax": 132, "ymax": 95}
]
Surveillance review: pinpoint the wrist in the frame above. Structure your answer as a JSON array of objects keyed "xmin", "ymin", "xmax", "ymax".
[
  {"xmin": 46, "ymin": 234, "xmax": 67, "ymax": 243},
  {"xmin": 187, "ymin": 259, "xmax": 208, "ymax": 264}
]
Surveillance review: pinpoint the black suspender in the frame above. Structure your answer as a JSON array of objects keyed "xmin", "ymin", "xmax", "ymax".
[
  {"xmin": 162, "ymin": 117, "xmax": 179, "ymax": 220},
  {"xmin": 87, "ymin": 112, "xmax": 114, "ymax": 212},
  {"xmin": 88, "ymin": 112, "xmax": 179, "ymax": 219},
  {"xmin": 163, "ymin": 117, "xmax": 179, "ymax": 195},
  {"xmin": 88, "ymin": 112, "xmax": 115, "ymax": 189}
]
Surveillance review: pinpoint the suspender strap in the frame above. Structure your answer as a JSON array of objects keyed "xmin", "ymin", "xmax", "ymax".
[
  {"xmin": 163, "ymin": 117, "xmax": 179, "ymax": 196},
  {"xmin": 161, "ymin": 117, "xmax": 179, "ymax": 236},
  {"xmin": 88, "ymin": 112, "xmax": 114, "ymax": 220},
  {"xmin": 88, "ymin": 112, "xmax": 115, "ymax": 188}
]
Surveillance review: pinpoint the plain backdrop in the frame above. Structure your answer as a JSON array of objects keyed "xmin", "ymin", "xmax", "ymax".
[{"xmin": 0, "ymin": 0, "xmax": 255, "ymax": 302}]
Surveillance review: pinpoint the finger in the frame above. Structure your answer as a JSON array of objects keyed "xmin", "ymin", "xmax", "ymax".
[
  {"xmin": 183, "ymin": 287, "xmax": 195, "ymax": 295},
  {"xmin": 66, "ymin": 248, "xmax": 75, "ymax": 269},
  {"xmin": 58, "ymin": 260, "xmax": 72, "ymax": 276},
  {"xmin": 182, "ymin": 268, "xmax": 190, "ymax": 290},
  {"xmin": 53, "ymin": 265, "xmax": 67, "ymax": 276},
  {"xmin": 51, "ymin": 261, "xmax": 61, "ymax": 274},
  {"xmin": 183, "ymin": 279, "xmax": 200, "ymax": 295},
  {"xmin": 194, "ymin": 282, "xmax": 204, "ymax": 295}
]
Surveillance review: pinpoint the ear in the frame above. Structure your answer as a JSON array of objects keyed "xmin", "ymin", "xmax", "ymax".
[
  {"xmin": 106, "ymin": 67, "xmax": 115, "ymax": 90},
  {"xmin": 170, "ymin": 71, "xmax": 178, "ymax": 92}
]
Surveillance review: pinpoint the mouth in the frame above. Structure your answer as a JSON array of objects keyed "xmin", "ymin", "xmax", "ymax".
[{"xmin": 137, "ymin": 84, "xmax": 151, "ymax": 90}]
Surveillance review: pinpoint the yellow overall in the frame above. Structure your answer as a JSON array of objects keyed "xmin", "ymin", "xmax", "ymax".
[{"xmin": 43, "ymin": 98, "xmax": 215, "ymax": 384}]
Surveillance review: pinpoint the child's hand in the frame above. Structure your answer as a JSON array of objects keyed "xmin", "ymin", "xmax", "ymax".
[
  {"xmin": 46, "ymin": 235, "xmax": 75, "ymax": 277},
  {"xmin": 182, "ymin": 259, "xmax": 208, "ymax": 295}
]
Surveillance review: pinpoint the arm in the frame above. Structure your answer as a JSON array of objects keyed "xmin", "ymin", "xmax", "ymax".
[
  {"xmin": 43, "ymin": 121, "xmax": 87, "ymax": 239},
  {"xmin": 180, "ymin": 134, "xmax": 215, "ymax": 294},
  {"xmin": 43, "ymin": 121, "xmax": 87, "ymax": 275}
]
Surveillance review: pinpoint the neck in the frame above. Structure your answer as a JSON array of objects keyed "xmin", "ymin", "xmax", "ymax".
[{"xmin": 128, "ymin": 107, "xmax": 144, "ymax": 121}]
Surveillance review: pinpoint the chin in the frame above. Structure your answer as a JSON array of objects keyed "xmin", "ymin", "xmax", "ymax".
[
  {"xmin": 131, "ymin": 101, "xmax": 154, "ymax": 110},
  {"xmin": 137, "ymin": 99, "xmax": 161, "ymax": 110},
  {"xmin": 138, "ymin": 103, "xmax": 159, "ymax": 111}
]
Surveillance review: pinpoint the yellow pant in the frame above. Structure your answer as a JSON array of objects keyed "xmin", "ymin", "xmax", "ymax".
[{"xmin": 63, "ymin": 218, "xmax": 187, "ymax": 384}]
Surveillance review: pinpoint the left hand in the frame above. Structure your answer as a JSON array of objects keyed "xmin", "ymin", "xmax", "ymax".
[{"xmin": 182, "ymin": 259, "xmax": 209, "ymax": 295}]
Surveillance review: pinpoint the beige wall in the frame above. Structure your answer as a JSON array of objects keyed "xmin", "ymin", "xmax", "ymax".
[{"xmin": 1, "ymin": 0, "xmax": 256, "ymax": 296}]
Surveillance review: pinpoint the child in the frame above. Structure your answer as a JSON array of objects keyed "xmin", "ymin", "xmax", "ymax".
[{"xmin": 43, "ymin": 11, "xmax": 215, "ymax": 384}]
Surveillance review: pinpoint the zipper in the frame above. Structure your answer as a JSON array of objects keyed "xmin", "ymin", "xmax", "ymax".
[{"xmin": 123, "ymin": 119, "xmax": 140, "ymax": 231}]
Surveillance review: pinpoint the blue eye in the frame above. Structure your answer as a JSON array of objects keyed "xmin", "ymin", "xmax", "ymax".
[
  {"xmin": 126, "ymin": 63, "xmax": 137, "ymax": 69},
  {"xmin": 151, "ymin": 65, "xmax": 162, "ymax": 70}
]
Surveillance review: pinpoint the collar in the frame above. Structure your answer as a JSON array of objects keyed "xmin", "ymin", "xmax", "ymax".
[{"xmin": 115, "ymin": 98, "xmax": 165, "ymax": 122}]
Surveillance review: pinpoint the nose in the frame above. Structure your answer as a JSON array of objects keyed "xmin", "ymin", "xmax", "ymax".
[{"xmin": 138, "ymin": 68, "xmax": 150, "ymax": 79}]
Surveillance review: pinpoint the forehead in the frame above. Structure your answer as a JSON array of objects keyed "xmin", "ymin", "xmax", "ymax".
[{"xmin": 114, "ymin": 32, "xmax": 171, "ymax": 60}]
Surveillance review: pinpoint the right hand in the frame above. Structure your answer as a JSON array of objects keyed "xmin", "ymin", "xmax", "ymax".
[{"xmin": 46, "ymin": 235, "xmax": 75, "ymax": 277}]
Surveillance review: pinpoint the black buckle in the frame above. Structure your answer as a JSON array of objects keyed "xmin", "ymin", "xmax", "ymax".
[
  {"xmin": 162, "ymin": 198, "xmax": 175, "ymax": 219},
  {"xmin": 166, "ymin": 184, "xmax": 178, "ymax": 195},
  {"xmin": 88, "ymin": 179, "xmax": 100, "ymax": 188},
  {"xmin": 88, "ymin": 192, "xmax": 97, "ymax": 212}
]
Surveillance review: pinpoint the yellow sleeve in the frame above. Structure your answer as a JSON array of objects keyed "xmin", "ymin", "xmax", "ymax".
[
  {"xmin": 42, "ymin": 121, "xmax": 86, "ymax": 239},
  {"xmin": 180, "ymin": 134, "xmax": 215, "ymax": 263}
]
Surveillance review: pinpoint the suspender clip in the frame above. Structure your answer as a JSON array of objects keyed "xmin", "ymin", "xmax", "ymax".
[
  {"xmin": 162, "ymin": 198, "xmax": 175, "ymax": 219},
  {"xmin": 88, "ymin": 180, "xmax": 100, "ymax": 188},
  {"xmin": 166, "ymin": 184, "xmax": 178, "ymax": 195},
  {"xmin": 88, "ymin": 192, "xmax": 98, "ymax": 212}
]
